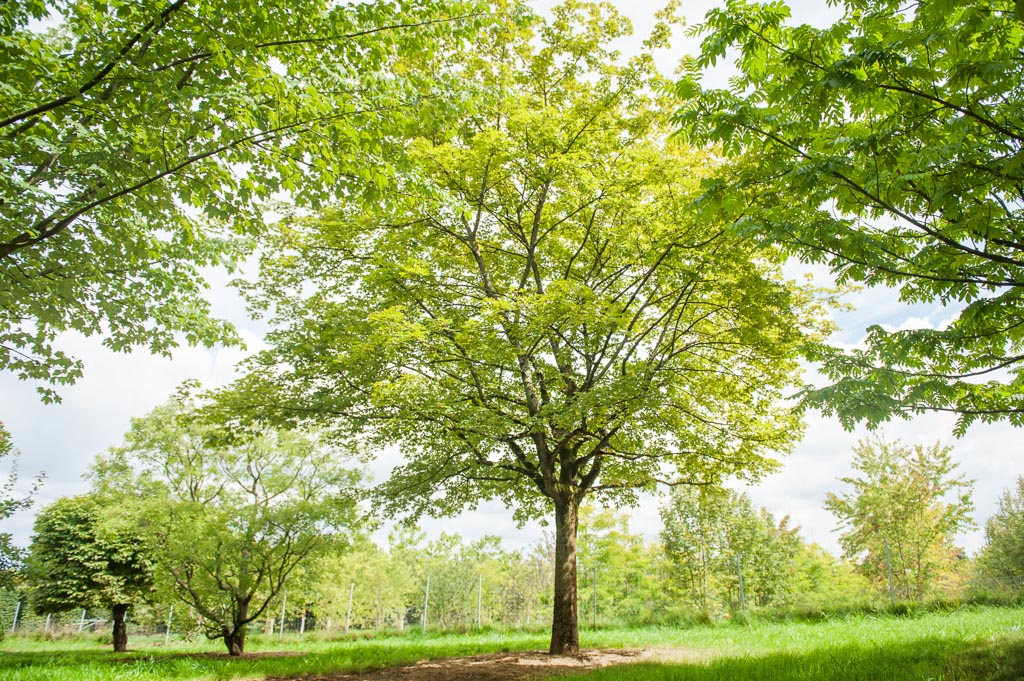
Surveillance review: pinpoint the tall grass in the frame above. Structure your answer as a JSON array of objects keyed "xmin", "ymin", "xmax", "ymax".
[{"xmin": 0, "ymin": 605, "xmax": 1021, "ymax": 681}]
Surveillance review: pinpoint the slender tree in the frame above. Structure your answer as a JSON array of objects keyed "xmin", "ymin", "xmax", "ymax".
[
  {"xmin": 0, "ymin": 423, "xmax": 42, "ymax": 587},
  {"xmin": 826, "ymin": 437, "xmax": 974, "ymax": 600},
  {"xmin": 239, "ymin": 2, "xmax": 827, "ymax": 654},
  {"xmin": 974, "ymin": 476, "xmax": 1024, "ymax": 595}
]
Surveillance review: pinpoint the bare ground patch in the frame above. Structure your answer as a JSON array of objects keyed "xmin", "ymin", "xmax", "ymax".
[{"xmin": 266, "ymin": 648, "xmax": 688, "ymax": 681}]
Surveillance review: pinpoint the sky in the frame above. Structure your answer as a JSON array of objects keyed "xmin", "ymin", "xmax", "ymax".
[{"xmin": 3, "ymin": 0, "xmax": 1023, "ymax": 560}]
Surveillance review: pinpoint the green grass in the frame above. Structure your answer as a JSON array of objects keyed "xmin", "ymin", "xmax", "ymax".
[
  {"xmin": 1, "ymin": 605, "xmax": 1021, "ymax": 681},
  {"xmin": 561, "ymin": 606, "xmax": 1024, "ymax": 681}
]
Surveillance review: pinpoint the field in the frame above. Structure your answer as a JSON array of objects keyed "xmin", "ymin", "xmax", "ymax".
[{"xmin": 1, "ymin": 605, "xmax": 1022, "ymax": 681}]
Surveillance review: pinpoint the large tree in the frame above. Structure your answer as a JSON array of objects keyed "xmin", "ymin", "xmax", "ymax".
[
  {"xmin": 0, "ymin": 0, "xmax": 482, "ymax": 397},
  {"xmin": 673, "ymin": 0, "xmax": 1024, "ymax": 432},
  {"xmin": 27, "ymin": 495, "xmax": 153, "ymax": 652},
  {"xmin": 92, "ymin": 391, "xmax": 362, "ymax": 655},
  {"xmin": 825, "ymin": 437, "xmax": 974, "ymax": 600},
  {"xmin": 239, "ymin": 2, "xmax": 826, "ymax": 654}
]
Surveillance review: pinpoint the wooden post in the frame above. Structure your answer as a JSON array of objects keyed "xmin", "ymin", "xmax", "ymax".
[
  {"xmin": 736, "ymin": 555, "xmax": 745, "ymax": 610},
  {"xmin": 165, "ymin": 606, "xmax": 173, "ymax": 645},
  {"xmin": 422, "ymin": 576, "xmax": 430, "ymax": 632},
  {"xmin": 345, "ymin": 582, "xmax": 354, "ymax": 635},
  {"xmin": 10, "ymin": 600, "xmax": 20, "ymax": 632},
  {"xmin": 279, "ymin": 591, "xmax": 287, "ymax": 638},
  {"xmin": 78, "ymin": 609, "xmax": 87, "ymax": 632},
  {"xmin": 592, "ymin": 564, "xmax": 598, "ymax": 630},
  {"xmin": 884, "ymin": 538, "xmax": 895, "ymax": 603},
  {"xmin": 476, "ymin": 573, "xmax": 482, "ymax": 628}
]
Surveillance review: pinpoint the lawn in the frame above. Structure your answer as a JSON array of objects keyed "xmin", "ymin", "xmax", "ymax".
[{"xmin": 0, "ymin": 605, "xmax": 1020, "ymax": 681}]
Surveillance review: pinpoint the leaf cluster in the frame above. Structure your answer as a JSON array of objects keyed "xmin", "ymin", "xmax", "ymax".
[{"xmin": 674, "ymin": 0, "xmax": 1024, "ymax": 431}]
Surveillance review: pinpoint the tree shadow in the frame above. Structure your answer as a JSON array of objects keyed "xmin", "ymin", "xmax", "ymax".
[{"xmin": 556, "ymin": 635, "xmax": 1024, "ymax": 681}]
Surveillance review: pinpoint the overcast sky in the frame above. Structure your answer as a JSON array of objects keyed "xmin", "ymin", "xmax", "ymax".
[{"xmin": 3, "ymin": 0, "xmax": 1022, "ymax": 558}]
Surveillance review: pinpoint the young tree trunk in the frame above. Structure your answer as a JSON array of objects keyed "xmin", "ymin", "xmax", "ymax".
[
  {"xmin": 549, "ymin": 497, "xmax": 580, "ymax": 656},
  {"xmin": 111, "ymin": 603, "xmax": 129, "ymax": 653}
]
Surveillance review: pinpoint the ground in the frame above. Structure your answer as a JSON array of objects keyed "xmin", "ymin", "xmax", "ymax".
[{"xmin": 267, "ymin": 648, "xmax": 684, "ymax": 681}]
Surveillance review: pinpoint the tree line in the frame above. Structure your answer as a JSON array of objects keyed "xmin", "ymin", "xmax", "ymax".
[
  {"xmin": 4, "ymin": 398, "xmax": 1024, "ymax": 652},
  {"xmin": 1, "ymin": 0, "xmax": 1022, "ymax": 657}
]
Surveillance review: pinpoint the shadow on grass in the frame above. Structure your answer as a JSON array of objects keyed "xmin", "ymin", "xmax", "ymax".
[
  {"xmin": 1, "ymin": 630, "xmax": 1022, "ymax": 681},
  {"xmin": 554, "ymin": 635, "xmax": 1024, "ymax": 681},
  {"xmin": 0, "ymin": 636, "xmax": 546, "ymax": 681}
]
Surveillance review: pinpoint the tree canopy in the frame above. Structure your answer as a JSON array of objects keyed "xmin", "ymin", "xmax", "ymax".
[
  {"xmin": 0, "ymin": 0, "xmax": 483, "ymax": 398},
  {"xmin": 673, "ymin": 0, "xmax": 1024, "ymax": 432},
  {"xmin": 27, "ymin": 494, "xmax": 154, "ymax": 652},
  {"xmin": 91, "ymin": 389, "xmax": 362, "ymax": 655},
  {"xmin": 239, "ymin": 0, "xmax": 827, "ymax": 654},
  {"xmin": 974, "ymin": 476, "xmax": 1024, "ymax": 595},
  {"xmin": 825, "ymin": 437, "xmax": 974, "ymax": 600}
]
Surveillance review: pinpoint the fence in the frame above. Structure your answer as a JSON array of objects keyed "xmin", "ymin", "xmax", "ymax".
[{"xmin": 1, "ymin": 553, "xmax": 894, "ymax": 639}]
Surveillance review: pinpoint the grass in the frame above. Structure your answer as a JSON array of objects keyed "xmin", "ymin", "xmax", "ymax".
[{"xmin": 1, "ymin": 605, "xmax": 1022, "ymax": 681}]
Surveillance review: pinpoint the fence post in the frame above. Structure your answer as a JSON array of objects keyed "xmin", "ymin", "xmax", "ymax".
[
  {"xmin": 345, "ymin": 582, "xmax": 354, "ymax": 635},
  {"xmin": 593, "ymin": 564, "xmax": 598, "ymax": 629},
  {"xmin": 884, "ymin": 538, "xmax": 895, "ymax": 604},
  {"xmin": 279, "ymin": 591, "xmax": 287, "ymax": 638},
  {"xmin": 736, "ymin": 555, "xmax": 745, "ymax": 610},
  {"xmin": 423, "ymin": 576, "xmax": 430, "ymax": 632},
  {"xmin": 477, "ymin": 573, "xmax": 482, "ymax": 628},
  {"xmin": 10, "ymin": 599, "xmax": 20, "ymax": 633},
  {"xmin": 164, "ymin": 606, "xmax": 173, "ymax": 645},
  {"xmin": 299, "ymin": 608, "xmax": 306, "ymax": 635},
  {"xmin": 44, "ymin": 613, "xmax": 51, "ymax": 633},
  {"xmin": 78, "ymin": 609, "xmax": 87, "ymax": 632}
]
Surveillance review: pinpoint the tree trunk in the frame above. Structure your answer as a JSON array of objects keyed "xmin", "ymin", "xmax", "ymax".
[
  {"xmin": 224, "ymin": 600, "xmax": 248, "ymax": 656},
  {"xmin": 223, "ymin": 629, "xmax": 245, "ymax": 656},
  {"xmin": 549, "ymin": 497, "xmax": 580, "ymax": 656},
  {"xmin": 111, "ymin": 603, "xmax": 129, "ymax": 653}
]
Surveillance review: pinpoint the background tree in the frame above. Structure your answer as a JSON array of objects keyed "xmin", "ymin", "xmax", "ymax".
[
  {"xmin": 27, "ymin": 495, "xmax": 154, "ymax": 652},
  {"xmin": 308, "ymin": 534, "xmax": 414, "ymax": 632},
  {"xmin": 973, "ymin": 476, "xmax": 1024, "ymax": 596},
  {"xmin": 577, "ymin": 505, "xmax": 665, "ymax": 625},
  {"xmin": 92, "ymin": 391, "xmax": 362, "ymax": 655},
  {"xmin": 825, "ymin": 437, "xmax": 975, "ymax": 601},
  {"xmin": 673, "ymin": 0, "xmax": 1024, "ymax": 432},
  {"xmin": 0, "ymin": 0, "xmax": 483, "ymax": 397},
  {"xmin": 0, "ymin": 423, "xmax": 42, "ymax": 587},
  {"xmin": 239, "ymin": 1, "xmax": 826, "ymax": 654},
  {"xmin": 660, "ymin": 486, "xmax": 802, "ymax": 617}
]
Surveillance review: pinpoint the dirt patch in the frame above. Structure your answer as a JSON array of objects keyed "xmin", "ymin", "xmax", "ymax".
[{"xmin": 270, "ymin": 648, "xmax": 667, "ymax": 681}]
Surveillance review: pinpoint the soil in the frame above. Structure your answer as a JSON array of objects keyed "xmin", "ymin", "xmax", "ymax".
[{"xmin": 266, "ymin": 648, "xmax": 682, "ymax": 681}]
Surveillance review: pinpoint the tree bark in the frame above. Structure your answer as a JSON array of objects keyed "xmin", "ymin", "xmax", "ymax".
[
  {"xmin": 549, "ymin": 497, "xmax": 580, "ymax": 656},
  {"xmin": 223, "ymin": 600, "xmax": 248, "ymax": 656},
  {"xmin": 111, "ymin": 603, "xmax": 129, "ymax": 653}
]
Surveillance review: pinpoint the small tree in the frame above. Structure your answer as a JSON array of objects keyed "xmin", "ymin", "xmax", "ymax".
[
  {"xmin": 660, "ymin": 487, "xmax": 801, "ymax": 617},
  {"xmin": 93, "ymin": 391, "xmax": 362, "ymax": 655},
  {"xmin": 825, "ymin": 437, "xmax": 974, "ymax": 600},
  {"xmin": 27, "ymin": 495, "xmax": 153, "ymax": 652},
  {"xmin": 1, "ymin": 423, "xmax": 43, "ymax": 587},
  {"xmin": 974, "ymin": 477, "xmax": 1024, "ymax": 596}
]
